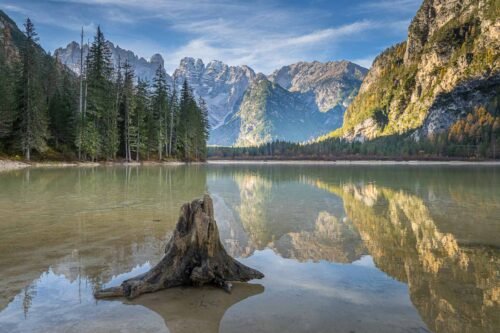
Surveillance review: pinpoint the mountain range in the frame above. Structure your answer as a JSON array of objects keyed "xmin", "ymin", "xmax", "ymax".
[
  {"xmin": 56, "ymin": 42, "xmax": 368, "ymax": 146},
  {"xmin": 55, "ymin": 41, "xmax": 171, "ymax": 84}
]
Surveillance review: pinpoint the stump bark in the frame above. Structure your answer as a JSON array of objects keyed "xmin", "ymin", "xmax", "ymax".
[{"xmin": 95, "ymin": 194, "xmax": 264, "ymax": 299}]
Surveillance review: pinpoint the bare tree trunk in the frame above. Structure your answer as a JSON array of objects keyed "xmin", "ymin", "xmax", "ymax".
[
  {"xmin": 95, "ymin": 195, "xmax": 263, "ymax": 300},
  {"xmin": 78, "ymin": 28, "xmax": 84, "ymax": 161},
  {"xmin": 136, "ymin": 115, "xmax": 140, "ymax": 162}
]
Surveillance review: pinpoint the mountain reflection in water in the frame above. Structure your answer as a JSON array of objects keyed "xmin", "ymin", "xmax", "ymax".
[{"xmin": 0, "ymin": 165, "xmax": 498, "ymax": 333}]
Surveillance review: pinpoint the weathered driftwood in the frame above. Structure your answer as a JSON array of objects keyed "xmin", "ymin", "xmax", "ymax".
[{"xmin": 95, "ymin": 194, "xmax": 264, "ymax": 299}]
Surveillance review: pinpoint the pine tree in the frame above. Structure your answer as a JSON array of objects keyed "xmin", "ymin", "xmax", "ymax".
[
  {"xmin": 85, "ymin": 26, "xmax": 115, "ymax": 160},
  {"xmin": 131, "ymin": 79, "xmax": 149, "ymax": 161},
  {"xmin": 168, "ymin": 87, "xmax": 178, "ymax": 157},
  {"xmin": 120, "ymin": 59, "xmax": 135, "ymax": 161},
  {"xmin": 47, "ymin": 55, "xmax": 77, "ymax": 151},
  {"xmin": 151, "ymin": 65, "xmax": 169, "ymax": 160},
  {"xmin": 177, "ymin": 80, "xmax": 192, "ymax": 160},
  {"xmin": 15, "ymin": 18, "xmax": 48, "ymax": 160},
  {"xmin": 175, "ymin": 80, "xmax": 210, "ymax": 161}
]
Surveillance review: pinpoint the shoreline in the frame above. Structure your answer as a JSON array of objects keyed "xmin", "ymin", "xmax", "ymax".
[
  {"xmin": 0, "ymin": 159, "xmax": 187, "ymax": 172},
  {"xmin": 207, "ymin": 160, "xmax": 500, "ymax": 166},
  {"xmin": 2, "ymin": 158, "xmax": 500, "ymax": 172}
]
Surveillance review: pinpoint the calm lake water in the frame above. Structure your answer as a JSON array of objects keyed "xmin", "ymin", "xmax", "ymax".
[{"xmin": 0, "ymin": 164, "xmax": 498, "ymax": 333}]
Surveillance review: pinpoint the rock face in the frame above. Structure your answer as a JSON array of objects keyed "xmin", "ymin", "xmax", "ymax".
[
  {"xmin": 335, "ymin": 0, "xmax": 499, "ymax": 142},
  {"xmin": 54, "ymin": 41, "xmax": 170, "ymax": 83},
  {"xmin": 172, "ymin": 57, "xmax": 258, "ymax": 129},
  {"xmin": 0, "ymin": 10, "xmax": 22, "ymax": 64},
  {"xmin": 269, "ymin": 61, "xmax": 367, "ymax": 113}
]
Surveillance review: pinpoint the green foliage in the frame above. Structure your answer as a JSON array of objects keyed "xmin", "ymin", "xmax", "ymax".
[
  {"xmin": 14, "ymin": 18, "xmax": 49, "ymax": 160},
  {"xmin": 341, "ymin": 43, "xmax": 419, "ymax": 136},
  {"xmin": 130, "ymin": 79, "xmax": 149, "ymax": 161},
  {"xmin": 176, "ymin": 80, "xmax": 210, "ymax": 161},
  {"xmin": 85, "ymin": 26, "xmax": 117, "ymax": 160}
]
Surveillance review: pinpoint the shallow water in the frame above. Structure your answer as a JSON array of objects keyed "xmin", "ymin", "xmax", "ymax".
[{"xmin": 0, "ymin": 164, "xmax": 498, "ymax": 333}]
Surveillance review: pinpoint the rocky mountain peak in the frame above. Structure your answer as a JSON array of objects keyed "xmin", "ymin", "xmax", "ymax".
[
  {"xmin": 269, "ymin": 60, "xmax": 368, "ymax": 112},
  {"xmin": 150, "ymin": 53, "xmax": 164, "ymax": 68},
  {"xmin": 54, "ymin": 41, "xmax": 169, "ymax": 82},
  {"xmin": 173, "ymin": 58, "xmax": 258, "ymax": 128}
]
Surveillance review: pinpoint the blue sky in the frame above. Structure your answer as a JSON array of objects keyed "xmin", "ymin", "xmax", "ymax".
[{"xmin": 0, "ymin": 0, "xmax": 422, "ymax": 74}]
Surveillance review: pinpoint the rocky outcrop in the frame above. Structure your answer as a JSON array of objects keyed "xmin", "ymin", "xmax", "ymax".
[
  {"xmin": 0, "ymin": 10, "xmax": 22, "ymax": 64},
  {"xmin": 334, "ymin": 0, "xmax": 499, "ymax": 141}
]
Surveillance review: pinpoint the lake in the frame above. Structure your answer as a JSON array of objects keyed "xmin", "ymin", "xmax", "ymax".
[{"xmin": 0, "ymin": 164, "xmax": 498, "ymax": 333}]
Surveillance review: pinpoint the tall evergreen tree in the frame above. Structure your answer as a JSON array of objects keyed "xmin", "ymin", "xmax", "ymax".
[
  {"xmin": 168, "ymin": 87, "xmax": 178, "ymax": 157},
  {"xmin": 151, "ymin": 65, "xmax": 169, "ymax": 160},
  {"xmin": 47, "ymin": 55, "xmax": 76, "ymax": 150},
  {"xmin": 119, "ymin": 59, "xmax": 135, "ymax": 161},
  {"xmin": 196, "ymin": 96, "xmax": 210, "ymax": 159},
  {"xmin": 15, "ymin": 18, "xmax": 48, "ymax": 160},
  {"xmin": 176, "ymin": 80, "xmax": 209, "ymax": 161},
  {"xmin": 131, "ymin": 79, "xmax": 149, "ymax": 161},
  {"xmin": 85, "ymin": 26, "xmax": 115, "ymax": 160}
]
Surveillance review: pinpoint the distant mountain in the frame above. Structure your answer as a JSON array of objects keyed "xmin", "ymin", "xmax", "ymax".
[
  {"xmin": 55, "ymin": 41, "xmax": 170, "ymax": 83},
  {"xmin": 325, "ymin": 0, "xmax": 499, "ymax": 142},
  {"xmin": 172, "ymin": 57, "xmax": 258, "ymax": 129},
  {"xmin": 269, "ymin": 61, "xmax": 367, "ymax": 113},
  {"xmin": 211, "ymin": 78, "xmax": 347, "ymax": 146},
  {"xmin": 209, "ymin": 60, "xmax": 367, "ymax": 146}
]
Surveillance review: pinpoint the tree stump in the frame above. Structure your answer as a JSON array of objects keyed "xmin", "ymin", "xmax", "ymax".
[{"xmin": 95, "ymin": 194, "xmax": 264, "ymax": 299}]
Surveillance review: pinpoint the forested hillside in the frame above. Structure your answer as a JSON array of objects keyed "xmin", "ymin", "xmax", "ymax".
[{"xmin": 0, "ymin": 11, "xmax": 209, "ymax": 161}]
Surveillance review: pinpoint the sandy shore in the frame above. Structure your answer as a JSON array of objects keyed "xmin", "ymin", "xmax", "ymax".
[
  {"xmin": 0, "ymin": 160, "xmax": 30, "ymax": 172},
  {"xmin": 0, "ymin": 160, "xmax": 186, "ymax": 172},
  {"xmin": 207, "ymin": 160, "xmax": 500, "ymax": 166}
]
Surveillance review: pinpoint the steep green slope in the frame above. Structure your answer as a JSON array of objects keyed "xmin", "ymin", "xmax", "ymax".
[
  {"xmin": 326, "ymin": 0, "xmax": 499, "ymax": 142},
  {"xmin": 211, "ymin": 79, "xmax": 344, "ymax": 147}
]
